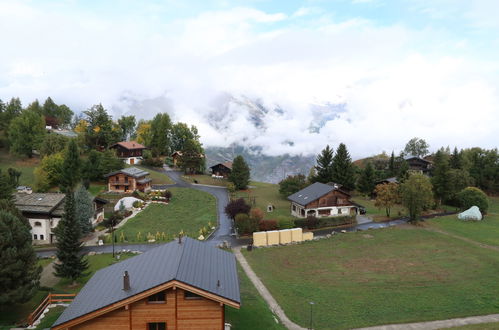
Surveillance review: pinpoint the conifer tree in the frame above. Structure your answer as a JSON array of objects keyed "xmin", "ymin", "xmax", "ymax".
[
  {"xmin": 331, "ymin": 143, "xmax": 356, "ymax": 190},
  {"xmin": 60, "ymin": 139, "xmax": 81, "ymax": 192},
  {"xmin": 74, "ymin": 186, "xmax": 94, "ymax": 235},
  {"xmin": 432, "ymin": 149, "xmax": 451, "ymax": 204},
  {"xmin": 313, "ymin": 145, "xmax": 334, "ymax": 183},
  {"xmin": 54, "ymin": 192, "xmax": 88, "ymax": 283},
  {"xmin": 388, "ymin": 151, "xmax": 395, "ymax": 176},
  {"xmin": 229, "ymin": 155, "xmax": 250, "ymax": 190},
  {"xmin": 358, "ymin": 162, "xmax": 376, "ymax": 195},
  {"xmin": 0, "ymin": 210, "xmax": 41, "ymax": 305},
  {"xmin": 449, "ymin": 147, "xmax": 463, "ymax": 170}
]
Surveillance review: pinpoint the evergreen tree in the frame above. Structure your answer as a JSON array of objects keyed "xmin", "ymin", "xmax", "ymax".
[
  {"xmin": 40, "ymin": 133, "xmax": 69, "ymax": 157},
  {"xmin": 449, "ymin": 147, "xmax": 463, "ymax": 169},
  {"xmin": 54, "ymin": 193, "xmax": 88, "ymax": 283},
  {"xmin": 358, "ymin": 162, "xmax": 376, "ymax": 195},
  {"xmin": 331, "ymin": 143, "xmax": 356, "ymax": 190},
  {"xmin": 118, "ymin": 115, "xmax": 136, "ymax": 141},
  {"xmin": 83, "ymin": 104, "xmax": 118, "ymax": 149},
  {"xmin": 313, "ymin": 145, "xmax": 334, "ymax": 183},
  {"xmin": 229, "ymin": 155, "xmax": 251, "ymax": 190},
  {"xmin": 396, "ymin": 155, "xmax": 410, "ymax": 182},
  {"xmin": 60, "ymin": 139, "xmax": 81, "ymax": 192},
  {"xmin": 388, "ymin": 151, "xmax": 395, "ymax": 176},
  {"xmin": 431, "ymin": 149, "xmax": 451, "ymax": 204},
  {"xmin": 25, "ymin": 99, "xmax": 43, "ymax": 115},
  {"xmin": 8, "ymin": 109, "xmax": 46, "ymax": 158},
  {"xmin": 178, "ymin": 139, "xmax": 205, "ymax": 174},
  {"xmin": 279, "ymin": 174, "xmax": 308, "ymax": 198},
  {"xmin": 0, "ymin": 170, "xmax": 14, "ymax": 200},
  {"xmin": 0, "ymin": 210, "xmax": 41, "ymax": 305},
  {"xmin": 74, "ymin": 186, "xmax": 94, "ymax": 235}
]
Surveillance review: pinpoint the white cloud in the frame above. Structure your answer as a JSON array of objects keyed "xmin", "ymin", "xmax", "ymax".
[{"xmin": 0, "ymin": 1, "xmax": 497, "ymax": 159}]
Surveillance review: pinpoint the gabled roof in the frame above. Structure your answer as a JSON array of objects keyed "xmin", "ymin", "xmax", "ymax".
[
  {"xmin": 104, "ymin": 167, "xmax": 149, "ymax": 178},
  {"xmin": 110, "ymin": 141, "xmax": 146, "ymax": 150},
  {"xmin": 14, "ymin": 193, "xmax": 65, "ymax": 215},
  {"xmin": 53, "ymin": 238, "xmax": 240, "ymax": 328},
  {"xmin": 210, "ymin": 161, "xmax": 233, "ymax": 170},
  {"xmin": 404, "ymin": 155, "xmax": 432, "ymax": 164},
  {"xmin": 287, "ymin": 182, "xmax": 345, "ymax": 206},
  {"xmin": 375, "ymin": 177, "xmax": 399, "ymax": 184}
]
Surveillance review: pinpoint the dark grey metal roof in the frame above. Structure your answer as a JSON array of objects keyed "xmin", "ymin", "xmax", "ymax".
[
  {"xmin": 53, "ymin": 237, "xmax": 240, "ymax": 328},
  {"xmin": 104, "ymin": 166, "xmax": 149, "ymax": 178},
  {"xmin": 14, "ymin": 193, "xmax": 65, "ymax": 214},
  {"xmin": 375, "ymin": 177, "xmax": 399, "ymax": 184},
  {"xmin": 287, "ymin": 182, "xmax": 336, "ymax": 206}
]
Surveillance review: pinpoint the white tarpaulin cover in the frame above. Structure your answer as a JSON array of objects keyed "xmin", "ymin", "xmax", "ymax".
[
  {"xmin": 114, "ymin": 197, "xmax": 142, "ymax": 211},
  {"xmin": 457, "ymin": 206, "xmax": 482, "ymax": 221}
]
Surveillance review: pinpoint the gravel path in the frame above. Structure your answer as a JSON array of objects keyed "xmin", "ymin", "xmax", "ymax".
[{"xmin": 39, "ymin": 261, "xmax": 58, "ymax": 287}]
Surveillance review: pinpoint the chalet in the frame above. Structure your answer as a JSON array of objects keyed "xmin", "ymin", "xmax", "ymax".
[
  {"xmin": 288, "ymin": 182, "xmax": 358, "ymax": 218},
  {"xmin": 14, "ymin": 193, "xmax": 108, "ymax": 245},
  {"xmin": 171, "ymin": 151, "xmax": 182, "ymax": 167},
  {"xmin": 110, "ymin": 141, "xmax": 146, "ymax": 165},
  {"xmin": 209, "ymin": 162, "xmax": 233, "ymax": 178},
  {"xmin": 52, "ymin": 237, "xmax": 241, "ymax": 330},
  {"xmin": 405, "ymin": 156, "xmax": 432, "ymax": 175},
  {"xmin": 374, "ymin": 177, "xmax": 399, "ymax": 186},
  {"xmin": 104, "ymin": 167, "xmax": 152, "ymax": 193}
]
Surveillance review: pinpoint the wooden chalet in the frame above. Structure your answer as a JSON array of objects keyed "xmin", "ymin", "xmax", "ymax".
[
  {"xmin": 171, "ymin": 151, "xmax": 182, "ymax": 167},
  {"xmin": 104, "ymin": 167, "xmax": 152, "ymax": 193},
  {"xmin": 51, "ymin": 237, "xmax": 241, "ymax": 330},
  {"xmin": 110, "ymin": 141, "xmax": 146, "ymax": 165},
  {"xmin": 209, "ymin": 162, "xmax": 232, "ymax": 178},
  {"xmin": 405, "ymin": 156, "xmax": 432, "ymax": 175},
  {"xmin": 288, "ymin": 182, "xmax": 358, "ymax": 218},
  {"xmin": 14, "ymin": 193, "xmax": 108, "ymax": 245}
]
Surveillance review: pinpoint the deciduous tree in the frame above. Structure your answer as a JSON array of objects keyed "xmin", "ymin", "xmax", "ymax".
[
  {"xmin": 150, "ymin": 113, "xmax": 172, "ymax": 156},
  {"xmin": 457, "ymin": 187, "xmax": 489, "ymax": 214},
  {"xmin": 224, "ymin": 198, "xmax": 251, "ymax": 220},
  {"xmin": 400, "ymin": 174, "xmax": 433, "ymax": 223},
  {"xmin": 118, "ymin": 115, "xmax": 136, "ymax": 141},
  {"xmin": 374, "ymin": 183, "xmax": 399, "ymax": 217},
  {"xmin": 404, "ymin": 137, "xmax": 429, "ymax": 157},
  {"xmin": 8, "ymin": 109, "xmax": 46, "ymax": 158},
  {"xmin": 278, "ymin": 174, "xmax": 308, "ymax": 198}
]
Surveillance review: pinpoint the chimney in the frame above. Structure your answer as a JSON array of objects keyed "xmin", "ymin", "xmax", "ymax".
[
  {"xmin": 217, "ymin": 280, "xmax": 220, "ymax": 288},
  {"xmin": 123, "ymin": 271, "xmax": 130, "ymax": 290}
]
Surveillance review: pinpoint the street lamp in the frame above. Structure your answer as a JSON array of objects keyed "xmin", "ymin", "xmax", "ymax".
[
  {"xmin": 309, "ymin": 301, "xmax": 315, "ymax": 330},
  {"xmin": 111, "ymin": 217, "xmax": 115, "ymax": 258}
]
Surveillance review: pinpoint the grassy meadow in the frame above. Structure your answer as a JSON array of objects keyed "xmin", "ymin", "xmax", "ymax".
[
  {"xmin": 0, "ymin": 148, "xmax": 38, "ymax": 186},
  {"xmin": 114, "ymin": 187, "xmax": 217, "ymax": 242},
  {"xmin": 243, "ymin": 223, "xmax": 499, "ymax": 329}
]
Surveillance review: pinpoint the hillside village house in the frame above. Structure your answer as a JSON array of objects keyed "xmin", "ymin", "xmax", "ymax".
[
  {"xmin": 288, "ymin": 182, "xmax": 358, "ymax": 218},
  {"xmin": 405, "ymin": 156, "xmax": 432, "ymax": 175},
  {"xmin": 14, "ymin": 192, "xmax": 108, "ymax": 245},
  {"xmin": 110, "ymin": 141, "xmax": 146, "ymax": 165},
  {"xmin": 52, "ymin": 237, "xmax": 241, "ymax": 330},
  {"xmin": 171, "ymin": 150, "xmax": 182, "ymax": 167},
  {"xmin": 209, "ymin": 162, "xmax": 233, "ymax": 178},
  {"xmin": 105, "ymin": 167, "xmax": 152, "ymax": 193}
]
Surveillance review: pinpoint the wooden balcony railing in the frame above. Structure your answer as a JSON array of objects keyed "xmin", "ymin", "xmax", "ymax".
[{"xmin": 25, "ymin": 293, "xmax": 76, "ymax": 326}]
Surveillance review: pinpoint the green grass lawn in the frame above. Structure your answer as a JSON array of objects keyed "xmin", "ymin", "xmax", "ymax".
[
  {"xmin": 243, "ymin": 226, "xmax": 499, "ymax": 329},
  {"xmin": 114, "ymin": 187, "xmax": 217, "ymax": 242},
  {"xmin": 132, "ymin": 165, "xmax": 174, "ymax": 184},
  {"xmin": 427, "ymin": 197, "xmax": 499, "ymax": 246},
  {"xmin": 88, "ymin": 182, "xmax": 106, "ymax": 196},
  {"xmin": 226, "ymin": 264, "xmax": 286, "ymax": 330},
  {"xmin": 352, "ymin": 196, "xmax": 407, "ymax": 221},
  {"xmin": 0, "ymin": 148, "xmax": 38, "ymax": 186},
  {"xmin": 33, "ymin": 305, "xmax": 66, "ymax": 330},
  {"xmin": 182, "ymin": 173, "xmax": 229, "ymax": 187}
]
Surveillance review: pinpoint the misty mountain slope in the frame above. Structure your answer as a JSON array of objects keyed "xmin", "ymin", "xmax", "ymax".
[{"xmin": 204, "ymin": 145, "xmax": 315, "ymax": 184}]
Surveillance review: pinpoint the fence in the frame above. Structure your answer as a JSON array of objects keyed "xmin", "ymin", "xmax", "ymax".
[{"xmin": 26, "ymin": 293, "xmax": 76, "ymax": 326}]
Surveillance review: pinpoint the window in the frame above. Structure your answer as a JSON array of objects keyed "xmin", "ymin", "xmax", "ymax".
[
  {"xmin": 33, "ymin": 234, "xmax": 38, "ymax": 240},
  {"xmin": 115, "ymin": 185, "xmax": 120, "ymax": 190},
  {"xmin": 34, "ymin": 221, "xmax": 42, "ymax": 227},
  {"xmin": 40, "ymin": 234, "xmax": 44, "ymax": 240},
  {"xmin": 147, "ymin": 291, "xmax": 166, "ymax": 303},
  {"xmin": 292, "ymin": 204, "xmax": 296, "ymax": 211},
  {"xmin": 184, "ymin": 291, "xmax": 202, "ymax": 300},
  {"xmin": 148, "ymin": 322, "xmax": 166, "ymax": 330},
  {"xmin": 124, "ymin": 176, "xmax": 129, "ymax": 183}
]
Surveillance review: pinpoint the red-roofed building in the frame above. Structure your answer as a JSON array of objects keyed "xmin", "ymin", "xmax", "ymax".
[{"xmin": 110, "ymin": 141, "xmax": 146, "ymax": 165}]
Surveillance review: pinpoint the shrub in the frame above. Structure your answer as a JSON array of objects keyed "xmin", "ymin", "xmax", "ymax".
[
  {"xmin": 258, "ymin": 219, "xmax": 279, "ymax": 231},
  {"xmin": 141, "ymin": 157, "xmax": 164, "ymax": 167},
  {"xmin": 250, "ymin": 208, "xmax": 264, "ymax": 222},
  {"xmin": 225, "ymin": 198, "xmax": 251, "ymax": 220},
  {"xmin": 278, "ymin": 218, "xmax": 294, "ymax": 229},
  {"xmin": 163, "ymin": 190, "xmax": 172, "ymax": 200},
  {"xmin": 235, "ymin": 213, "xmax": 257, "ymax": 235},
  {"xmin": 457, "ymin": 187, "xmax": 489, "ymax": 214},
  {"xmin": 132, "ymin": 200, "xmax": 142, "ymax": 208},
  {"xmin": 318, "ymin": 216, "xmax": 355, "ymax": 227},
  {"xmin": 306, "ymin": 216, "xmax": 319, "ymax": 229}
]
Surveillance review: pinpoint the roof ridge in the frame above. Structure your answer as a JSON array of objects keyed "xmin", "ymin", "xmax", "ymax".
[{"xmin": 175, "ymin": 237, "xmax": 188, "ymax": 279}]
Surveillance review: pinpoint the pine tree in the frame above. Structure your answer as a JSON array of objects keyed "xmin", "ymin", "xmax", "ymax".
[
  {"xmin": 74, "ymin": 186, "xmax": 94, "ymax": 235},
  {"xmin": 388, "ymin": 151, "xmax": 395, "ymax": 176},
  {"xmin": 229, "ymin": 155, "xmax": 250, "ymax": 190},
  {"xmin": 0, "ymin": 209, "xmax": 41, "ymax": 305},
  {"xmin": 331, "ymin": 143, "xmax": 356, "ymax": 190},
  {"xmin": 0, "ymin": 170, "xmax": 14, "ymax": 200},
  {"xmin": 431, "ymin": 149, "xmax": 451, "ymax": 204},
  {"xmin": 449, "ymin": 147, "xmax": 463, "ymax": 170},
  {"xmin": 54, "ymin": 192, "xmax": 88, "ymax": 283},
  {"xmin": 358, "ymin": 162, "xmax": 376, "ymax": 195},
  {"xmin": 313, "ymin": 145, "xmax": 334, "ymax": 183},
  {"xmin": 60, "ymin": 139, "xmax": 81, "ymax": 192}
]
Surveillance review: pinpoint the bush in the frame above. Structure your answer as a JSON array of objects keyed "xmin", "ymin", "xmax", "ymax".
[
  {"xmin": 250, "ymin": 208, "xmax": 264, "ymax": 222},
  {"xmin": 306, "ymin": 216, "xmax": 319, "ymax": 229},
  {"xmin": 457, "ymin": 187, "xmax": 489, "ymax": 214},
  {"xmin": 278, "ymin": 218, "xmax": 294, "ymax": 229},
  {"xmin": 225, "ymin": 198, "xmax": 251, "ymax": 219},
  {"xmin": 258, "ymin": 219, "xmax": 279, "ymax": 231},
  {"xmin": 163, "ymin": 190, "xmax": 172, "ymax": 200},
  {"xmin": 294, "ymin": 215, "xmax": 355, "ymax": 229},
  {"xmin": 132, "ymin": 190, "xmax": 147, "ymax": 201},
  {"xmin": 141, "ymin": 157, "xmax": 164, "ymax": 167},
  {"xmin": 132, "ymin": 200, "xmax": 142, "ymax": 208}
]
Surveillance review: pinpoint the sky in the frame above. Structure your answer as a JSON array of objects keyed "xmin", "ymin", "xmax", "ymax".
[{"xmin": 0, "ymin": 0, "xmax": 498, "ymax": 159}]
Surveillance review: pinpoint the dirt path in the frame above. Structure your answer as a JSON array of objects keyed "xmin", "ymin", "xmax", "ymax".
[
  {"xmin": 233, "ymin": 247, "xmax": 306, "ymax": 330},
  {"xmin": 39, "ymin": 261, "xmax": 58, "ymax": 287},
  {"xmin": 355, "ymin": 313, "xmax": 499, "ymax": 329},
  {"xmin": 423, "ymin": 226, "xmax": 499, "ymax": 252}
]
